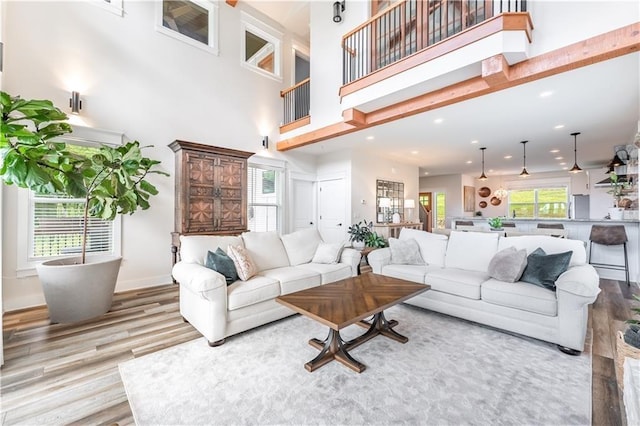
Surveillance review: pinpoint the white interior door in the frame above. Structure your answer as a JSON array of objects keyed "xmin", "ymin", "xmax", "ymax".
[
  {"xmin": 291, "ymin": 179, "xmax": 315, "ymax": 232},
  {"xmin": 318, "ymin": 178, "xmax": 346, "ymax": 243}
]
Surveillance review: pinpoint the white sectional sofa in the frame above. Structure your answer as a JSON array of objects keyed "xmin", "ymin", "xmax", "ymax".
[
  {"xmin": 172, "ymin": 228, "xmax": 360, "ymax": 346},
  {"xmin": 368, "ymin": 228, "xmax": 601, "ymax": 353}
]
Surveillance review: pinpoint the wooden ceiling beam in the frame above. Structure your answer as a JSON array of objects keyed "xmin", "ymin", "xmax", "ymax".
[
  {"xmin": 277, "ymin": 22, "xmax": 640, "ymax": 152},
  {"xmin": 226, "ymin": 0, "xmax": 238, "ymax": 7}
]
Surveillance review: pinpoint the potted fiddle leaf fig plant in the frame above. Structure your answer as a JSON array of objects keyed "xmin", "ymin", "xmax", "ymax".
[{"xmin": 0, "ymin": 91, "xmax": 167, "ymax": 323}]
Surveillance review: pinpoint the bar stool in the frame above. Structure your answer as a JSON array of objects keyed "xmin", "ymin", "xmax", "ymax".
[{"xmin": 588, "ymin": 225, "xmax": 629, "ymax": 286}]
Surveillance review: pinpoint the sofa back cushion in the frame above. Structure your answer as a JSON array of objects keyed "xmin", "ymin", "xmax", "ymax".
[
  {"xmin": 498, "ymin": 235, "xmax": 586, "ymax": 266},
  {"xmin": 280, "ymin": 228, "xmax": 323, "ymax": 266},
  {"xmin": 399, "ymin": 228, "xmax": 448, "ymax": 266},
  {"xmin": 445, "ymin": 231, "xmax": 500, "ymax": 272},
  {"xmin": 179, "ymin": 235, "xmax": 244, "ymax": 265},
  {"xmin": 241, "ymin": 231, "xmax": 290, "ymax": 271}
]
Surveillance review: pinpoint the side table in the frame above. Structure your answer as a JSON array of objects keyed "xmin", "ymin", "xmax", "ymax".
[{"xmin": 358, "ymin": 247, "xmax": 376, "ymax": 275}]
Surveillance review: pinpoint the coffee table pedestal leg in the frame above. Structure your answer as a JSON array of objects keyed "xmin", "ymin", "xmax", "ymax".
[{"xmin": 306, "ymin": 311, "xmax": 407, "ymax": 373}]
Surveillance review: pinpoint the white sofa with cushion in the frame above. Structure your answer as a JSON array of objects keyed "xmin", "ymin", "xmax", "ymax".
[
  {"xmin": 368, "ymin": 228, "xmax": 601, "ymax": 353},
  {"xmin": 172, "ymin": 228, "xmax": 360, "ymax": 346}
]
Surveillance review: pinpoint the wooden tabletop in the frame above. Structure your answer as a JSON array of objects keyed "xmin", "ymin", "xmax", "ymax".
[{"xmin": 276, "ymin": 274, "xmax": 428, "ymax": 330}]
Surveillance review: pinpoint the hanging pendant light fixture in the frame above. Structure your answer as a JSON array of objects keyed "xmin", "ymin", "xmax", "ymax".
[
  {"xmin": 519, "ymin": 140, "xmax": 529, "ymax": 177},
  {"xmin": 478, "ymin": 147, "xmax": 488, "ymax": 181},
  {"xmin": 569, "ymin": 132, "xmax": 583, "ymax": 173}
]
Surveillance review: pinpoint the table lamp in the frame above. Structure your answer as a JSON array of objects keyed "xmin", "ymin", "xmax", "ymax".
[{"xmin": 404, "ymin": 199, "xmax": 415, "ymax": 222}]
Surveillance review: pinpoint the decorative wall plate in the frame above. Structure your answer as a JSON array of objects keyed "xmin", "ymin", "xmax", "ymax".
[
  {"xmin": 479, "ymin": 201, "xmax": 487, "ymax": 208},
  {"xmin": 490, "ymin": 196, "xmax": 501, "ymax": 206},
  {"xmin": 478, "ymin": 187, "xmax": 491, "ymax": 198}
]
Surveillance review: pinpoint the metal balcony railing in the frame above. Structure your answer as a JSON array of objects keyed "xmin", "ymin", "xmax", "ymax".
[
  {"xmin": 280, "ymin": 78, "xmax": 310, "ymax": 127},
  {"xmin": 342, "ymin": 0, "xmax": 527, "ymax": 85}
]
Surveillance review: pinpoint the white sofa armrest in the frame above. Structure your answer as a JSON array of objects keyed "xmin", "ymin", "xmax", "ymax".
[
  {"xmin": 555, "ymin": 264, "xmax": 601, "ymax": 302},
  {"xmin": 367, "ymin": 247, "xmax": 391, "ymax": 274},
  {"xmin": 172, "ymin": 262, "xmax": 227, "ymax": 299},
  {"xmin": 340, "ymin": 247, "xmax": 361, "ymax": 277}
]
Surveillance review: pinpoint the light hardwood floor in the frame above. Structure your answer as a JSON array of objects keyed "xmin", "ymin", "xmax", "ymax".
[{"xmin": 1, "ymin": 278, "xmax": 638, "ymax": 425}]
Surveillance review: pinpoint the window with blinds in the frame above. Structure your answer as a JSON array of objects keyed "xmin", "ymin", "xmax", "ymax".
[
  {"xmin": 29, "ymin": 194, "xmax": 114, "ymax": 258},
  {"xmin": 247, "ymin": 165, "xmax": 281, "ymax": 232}
]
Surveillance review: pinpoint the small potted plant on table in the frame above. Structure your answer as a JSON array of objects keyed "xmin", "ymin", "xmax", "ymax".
[{"xmin": 487, "ymin": 217, "xmax": 503, "ymax": 231}]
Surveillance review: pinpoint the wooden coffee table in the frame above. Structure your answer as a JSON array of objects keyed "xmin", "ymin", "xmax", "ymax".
[{"xmin": 276, "ymin": 274, "xmax": 428, "ymax": 373}]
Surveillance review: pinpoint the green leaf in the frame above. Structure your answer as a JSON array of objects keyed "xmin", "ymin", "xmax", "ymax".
[{"xmin": 140, "ymin": 179, "xmax": 158, "ymax": 195}]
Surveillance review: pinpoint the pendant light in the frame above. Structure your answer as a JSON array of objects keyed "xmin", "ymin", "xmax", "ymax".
[
  {"xmin": 519, "ymin": 140, "xmax": 529, "ymax": 177},
  {"xmin": 478, "ymin": 147, "xmax": 488, "ymax": 181},
  {"xmin": 569, "ymin": 132, "xmax": 582, "ymax": 173}
]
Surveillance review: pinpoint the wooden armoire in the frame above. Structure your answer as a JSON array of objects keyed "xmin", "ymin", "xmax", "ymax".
[{"xmin": 169, "ymin": 140, "xmax": 253, "ymax": 264}]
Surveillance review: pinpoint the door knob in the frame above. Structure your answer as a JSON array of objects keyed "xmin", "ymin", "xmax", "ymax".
[
  {"xmin": 309, "ymin": 222, "xmax": 314, "ymax": 225},
  {"xmin": 337, "ymin": 223, "xmax": 342, "ymax": 226}
]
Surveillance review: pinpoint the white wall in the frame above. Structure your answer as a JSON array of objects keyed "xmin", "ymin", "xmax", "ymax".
[
  {"xmin": 419, "ymin": 174, "xmax": 463, "ymax": 228},
  {"xmin": 1, "ymin": 1, "xmax": 317, "ymax": 311},
  {"xmin": 350, "ymin": 151, "xmax": 419, "ymax": 224}
]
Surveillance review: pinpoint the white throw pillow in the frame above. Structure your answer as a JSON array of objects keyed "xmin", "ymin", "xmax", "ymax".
[
  {"xmin": 227, "ymin": 245, "xmax": 258, "ymax": 281},
  {"xmin": 311, "ymin": 242, "xmax": 344, "ymax": 264},
  {"xmin": 241, "ymin": 231, "xmax": 290, "ymax": 271},
  {"xmin": 280, "ymin": 228, "xmax": 323, "ymax": 266},
  {"xmin": 389, "ymin": 238, "xmax": 424, "ymax": 265}
]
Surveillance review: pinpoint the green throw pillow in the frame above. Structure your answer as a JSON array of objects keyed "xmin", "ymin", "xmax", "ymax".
[
  {"xmin": 520, "ymin": 247, "xmax": 572, "ymax": 291},
  {"xmin": 205, "ymin": 248, "xmax": 239, "ymax": 285}
]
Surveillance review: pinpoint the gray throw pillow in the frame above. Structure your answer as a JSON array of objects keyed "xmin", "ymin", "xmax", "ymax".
[
  {"xmin": 389, "ymin": 238, "xmax": 424, "ymax": 265},
  {"xmin": 205, "ymin": 248, "xmax": 239, "ymax": 285},
  {"xmin": 488, "ymin": 246, "xmax": 527, "ymax": 283},
  {"xmin": 520, "ymin": 247, "xmax": 572, "ymax": 291}
]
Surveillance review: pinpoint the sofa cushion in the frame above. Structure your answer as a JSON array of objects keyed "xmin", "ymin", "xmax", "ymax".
[
  {"xmin": 227, "ymin": 276, "xmax": 281, "ymax": 311},
  {"xmin": 311, "ymin": 242, "xmax": 344, "ymax": 264},
  {"xmin": 399, "ymin": 228, "xmax": 448, "ymax": 267},
  {"xmin": 498, "ymin": 235, "xmax": 586, "ymax": 266},
  {"xmin": 227, "ymin": 245, "xmax": 258, "ymax": 281},
  {"xmin": 260, "ymin": 267, "xmax": 322, "ymax": 295},
  {"xmin": 520, "ymin": 248, "xmax": 572, "ymax": 291},
  {"xmin": 487, "ymin": 246, "xmax": 527, "ymax": 283},
  {"xmin": 482, "ymin": 278, "xmax": 558, "ymax": 317},
  {"xmin": 381, "ymin": 264, "xmax": 434, "ymax": 284},
  {"xmin": 280, "ymin": 228, "xmax": 323, "ymax": 266},
  {"xmin": 389, "ymin": 238, "xmax": 424, "ymax": 265},
  {"xmin": 427, "ymin": 267, "xmax": 489, "ymax": 299},
  {"xmin": 241, "ymin": 231, "xmax": 291, "ymax": 271},
  {"xmin": 296, "ymin": 263, "xmax": 352, "ymax": 284},
  {"xmin": 445, "ymin": 231, "xmax": 499, "ymax": 272},
  {"xmin": 179, "ymin": 235, "xmax": 244, "ymax": 265},
  {"xmin": 205, "ymin": 248, "xmax": 238, "ymax": 285}
]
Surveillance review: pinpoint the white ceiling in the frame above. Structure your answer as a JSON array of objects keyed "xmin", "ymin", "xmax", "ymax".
[{"xmin": 247, "ymin": 2, "xmax": 640, "ymax": 177}]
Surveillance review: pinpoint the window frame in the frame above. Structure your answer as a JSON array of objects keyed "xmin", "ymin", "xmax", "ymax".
[
  {"xmin": 240, "ymin": 12, "xmax": 283, "ymax": 82},
  {"xmin": 16, "ymin": 127, "xmax": 123, "ymax": 278},
  {"xmin": 155, "ymin": 0, "xmax": 219, "ymax": 55},
  {"xmin": 247, "ymin": 159, "xmax": 285, "ymax": 233},
  {"xmin": 505, "ymin": 178, "xmax": 570, "ymax": 220}
]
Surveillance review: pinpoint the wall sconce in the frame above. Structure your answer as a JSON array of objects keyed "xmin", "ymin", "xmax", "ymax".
[
  {"xmin": 262, "ymin": 136, "xmax": 269, "ymax": 149},
  {"xmin": 333, "ymin": 1, "xmax": 345, "ymax": 23},
  {"xmin": 69, "ymin": 91, "xmax": 82, "ymax": 114}
]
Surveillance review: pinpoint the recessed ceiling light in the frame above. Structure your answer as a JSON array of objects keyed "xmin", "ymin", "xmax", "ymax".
[
  {"xmin": 562, "ymin": 167, "xmax": 568, "ymax": 170},
  {"xmin": 366, "ymin": 136, "xmax": 374, "ymax": 140},
  {"xmin": 411, "ymin": 150, "xmax": 419, "ymax": 155},
  {"xmin": 554, "ymin": 124, "xmax": 565, "ymax": 129},
  {"xmin": 555, "ymin": 156, "xmax": 563, "ymax": 160},
  {"xmin": 488, "ymin": 169, "xmax": 494, "ymax": 173},
  {"xmin": 471, "ymin": 140, "xmax": 479, "ymax": 144},
  {"xmin": 550, "ymin": 149, "xmax": 560, "ymax": 153},
  {"xmin": 539, "ymin": 91, "xmax": 554, "ymax": 98},
  {"xmin": 434, "ymin": 118, "xmax": 444, "ymax": 124},
  {"xmin": 466, "ymin": 160, "xmax": 472, "ymax": 164},
  {"xmin": 559, "ymin": 162, "xmax": 567, "ymax": 165},
  {"xmin": 504, "ymin": 155, "xmax": 512, "ymax": 159},
  {"xmin": 424, "ymin": 172, "xmax": 429, "ymax": 175}
]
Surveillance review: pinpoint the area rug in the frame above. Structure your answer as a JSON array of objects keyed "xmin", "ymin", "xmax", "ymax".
[{"xmin": 119, "ymin": 305, "xmax": 591, "ymax": 425}]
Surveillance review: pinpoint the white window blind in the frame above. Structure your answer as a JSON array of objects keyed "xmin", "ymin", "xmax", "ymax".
[
  {"xmin": 30, "ymin": 194, "xmax": 114, "ymax": 258},
  {"xmin": 248, "ymin": 165, "xmax": 281, "ymax": 232}
]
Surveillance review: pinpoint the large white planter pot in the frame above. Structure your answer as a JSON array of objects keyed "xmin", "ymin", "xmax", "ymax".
[
  {"xmin": 609, "ymin": 207, "xmax": 624, "ymax": 220},
  {"xmin": 36, "ymin": 255, "xmax": 122, "ymax": 323}
]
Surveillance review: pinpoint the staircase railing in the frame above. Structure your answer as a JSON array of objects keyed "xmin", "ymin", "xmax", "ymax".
[
  {"xmin": 281, "ymin": 78, "xmax": 310, "ymax": 126},
  {"xmin": 342, "ymin": 0, "xmax": 527, "ymax": 85}
]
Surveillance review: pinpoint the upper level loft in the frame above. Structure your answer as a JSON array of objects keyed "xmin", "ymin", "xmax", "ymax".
[{"xmin": 279, "ymin": 0, "xmax": 532, "ymax": 134}]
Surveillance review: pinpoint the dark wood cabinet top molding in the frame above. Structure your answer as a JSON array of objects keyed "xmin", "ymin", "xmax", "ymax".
[{"xmin": 169, "ymin": 140, "xmax": 253, "ymax": 159}]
